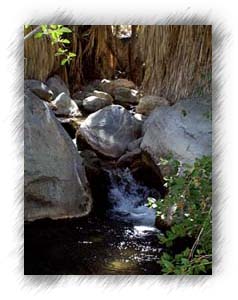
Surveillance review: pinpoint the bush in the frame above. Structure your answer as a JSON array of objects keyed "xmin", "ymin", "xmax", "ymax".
[{"xmin": 147, "ymin": 155, "xmax": 212, "ymax": 274}]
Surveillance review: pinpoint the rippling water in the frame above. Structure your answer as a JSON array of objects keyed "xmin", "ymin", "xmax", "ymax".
[{"xmin": 24, "ymin": 168, "xmax": 163, "ymax": 275}]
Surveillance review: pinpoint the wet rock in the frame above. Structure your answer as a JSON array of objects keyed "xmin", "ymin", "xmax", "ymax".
[
  {"xmin": 141, "ymin": 97, "xmax": 212, "ymax": 171},
  {"xmin": 47, "ymin": 75, "xmax": 70, "ymax": 98},
  {"xmin": 77, "ymin": 105, "xmax": 140, "ymax": 158},
  {"xmin": 52, "ymin": 92, "xmax": 81, "ymax": 117},
  {"xmin": 136, "ymin": 95, "xmax": 169, "ymax": 115},
  {"xmin": 24, "ymin": 79, "xmax": 54, "ymax": 102},
  {"xmin": 113, "ymin": 87, "xmax": 139, "ymax": 107},
  {"xmin": 24, "ymin": 90, "xmax": 92, "ymax": 221}
]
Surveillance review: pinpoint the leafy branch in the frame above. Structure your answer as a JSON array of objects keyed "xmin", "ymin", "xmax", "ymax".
[{"xmin": 24, "ymin": 25, "xmax": 76, "ymax": 66}]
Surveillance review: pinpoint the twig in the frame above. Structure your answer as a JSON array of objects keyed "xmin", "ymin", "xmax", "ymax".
[
  {"xmin": 189, "ymin": 207, "xmax": 212, "ymax": 260},
  {"xmin": 24, "ymin": 25, "xmax": 41, "ymax": 41}
]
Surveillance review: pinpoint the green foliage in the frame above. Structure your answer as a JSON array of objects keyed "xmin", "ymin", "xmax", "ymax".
[
  {"xmin": 147, "ymin": 155, "xmax": 212, "ymax": 274},
  {"xmin": 34, "ymin": 25, "xmax": 76, "ymax": 65}
]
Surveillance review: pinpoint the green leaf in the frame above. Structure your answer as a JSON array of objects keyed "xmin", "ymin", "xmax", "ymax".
[
  {"xmin": 34, "ymin": 32, "xmax": 43, "ymax": 39},
  {"xmin": 61, "ymin": 58, "xmax": 69, "ymax": 65},
  {"xmin": 60, "ymin": 27, "xmax": 72, "ymax": 33},
  {"xmin": 60, "ymin": 39, "xmax": 70, "ymax": 44},
  {"xmin": 50, "ymin": 24, "xmax": 57, "ymax": 29},
  {"xmin": 68, "ymin": 52, "xmax": 76, "ymax": 57}
]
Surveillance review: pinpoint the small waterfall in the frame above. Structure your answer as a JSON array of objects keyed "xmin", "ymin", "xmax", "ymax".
[{"xmin": 107, "ymin": 168, "xmax": 160, "ymax": 227}]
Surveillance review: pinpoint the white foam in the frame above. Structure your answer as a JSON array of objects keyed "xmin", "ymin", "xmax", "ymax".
[{"xmin": 107, "ymin": 168, "xmax": 159, "ymax": 227}]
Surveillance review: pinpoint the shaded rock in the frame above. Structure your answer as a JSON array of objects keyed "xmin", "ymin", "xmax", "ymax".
[
  {"xmin": 47, "ymin": 75, "xmax": 70, "ymax": 98},
  {"xmin": 117, "ymin": 148, "xmax": 141, "ymax": 167},
  {"xmin": 129, "ymin": 151, "xmax": 166, "ymax": 198},
  {"xmin": 24, "ymin": 79, "xmax": 53, "ymax": 102},
  {"xmin": 92, "ymin": 90, "xmax": 113, "ymax": 103},
  {"xmin": 56, "ymin": 117, "xmax": 81, "ymax": 139},
  {"xmin": 52, "ymin": 92, "xmax": 81, "ymax": 117},
  {"xmin": 77, "ymin": 105, "xmax": 140, "ymax": 158},
  {"xmin": 127, "ymin": 137, "xmax": 143, "ymax": 152},
  {"xmin": 100, "ymin": 78, "xmax": 136, "ymax": 94},
  {"xmin": 74, "ymin": 90, "xmax": 113, "ymax": 111},
  {"xmin": 24, "ymin": 90, "xmax": 92, "ymax": 221},
  {"xmin": 141, "ymin": 97, "xmax": 212, "ymax": 172},
  {"xmin": 79, "ymin": 150, "xmax": 111, "ymax": 215},
  {"xmin": 82, "ymin": 93, "xmax": 113, "ymax": 113},
  {"xmin": 136, "ymin": 95, "xmax": 169, "ymax": 115},
  {"xmin": 113, "ymin": 87, "xmax": 139, "ymax": 106}
]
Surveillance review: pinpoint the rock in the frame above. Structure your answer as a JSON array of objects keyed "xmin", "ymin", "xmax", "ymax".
[
  {"xmin": 136, "ymin": 95, "xmax": 170, "ymax": 115},
  {"xmin": 79, "ymin": 150, "xmax": 111, "ymax": 215},
  {"xmin": 82, "ymin": 93, "xmax": 113, "ymax": 113},
  {"xmin": 46, "ymin": 75, "xmax": 70, "ymax": 98},
  {"xmin": 100, "ymin": 78, "xmax": 136, "ymax": 94},
  {"xmin": 52, "ymin": 92, "xmax": 81, "ymax": 117},
  {"xmin": 24, "ymin": 90, "xmax": 92, "ymax": 221},
  {"xmin": 77, "ymin": 105, "xmax": 140, "ymax": 158},
  {"xmin": 141, "ymin": 97, "xmax": 212, "ymax": 171},
  {"xmin": 74, "ymin": 90, "xmax": 113, "ymax": 111},
  {"xmin": 92, "ymin": 90, "xmax": 113, "ymax": 103},
  {"xmin": 56, "ymin": 117, "xmax": 80, "ymax": 139},
  {"xmin": 73, "ymin": 90, "xmax": 91, "ymax": 102},
  {"xmin": 24, "ymin": 79, "xmax": 54, "ymax": 102},
  {"xmin": 127, "ymin": 137, "xmax": 143, "ymax": 152},
  {"xmin": 117, "ymin": 148, "xmax": 142, "ymax": 167},
  {"xmin": 113, "ymin": 87, "xmax": 139, "ymax": 106}
]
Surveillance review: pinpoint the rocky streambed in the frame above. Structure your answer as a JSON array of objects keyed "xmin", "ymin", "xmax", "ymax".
[{"xmin": 24, "ymin": 76, "xmax": 212, "ymax": 275}]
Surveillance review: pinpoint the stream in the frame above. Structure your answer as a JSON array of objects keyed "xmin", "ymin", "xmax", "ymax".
[{"xmin": 24, "ymin": 168, "xmax": 163, "ymax": 275}]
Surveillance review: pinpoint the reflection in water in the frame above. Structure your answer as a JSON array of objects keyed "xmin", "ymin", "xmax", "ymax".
[{"xmin": 24, "ymin": 168, "xmax": 163, "ymax": 275}]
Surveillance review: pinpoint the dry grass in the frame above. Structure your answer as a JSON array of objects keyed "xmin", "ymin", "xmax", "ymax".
[
  {"xmin": 138, "ymin": 25, "xmax": 212, "ymax": 103},
  {"xmin": 24, "ymin": 25, "xmax": 212, "ymax": 102},
  {"xmin": 24, "ymin": 26, "xmax": 64, "ymax": 82}
]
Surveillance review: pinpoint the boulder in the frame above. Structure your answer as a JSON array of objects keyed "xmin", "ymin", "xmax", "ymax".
[
  {"xmin": 117, "ymin": 148, "xmax": 142, "ymax": 167},
  {"xmin": 46, "ymin": 75, "xmax": 70, "ymax": 98},
  {"xmin": 127, "ymin": 137, "xmax": 143, "ymax": 152},
  {"xmin": 99, "ymin": 78, "xmax": 136, "ymax": 94},
  {"xmin": 82, "ymin": 93, "xmax": 113, "ymax": 113},
  {"xmin": 73, "ymin": 90, "xmax": 113, "ymax": 111},
  {"xmin": 52, "ymin": 92, "xmax": 81, "ymax": 117},
  {"xmin": 113, "ymin": 87, "xmax": 139, "ymax": 106},
  {"xmin": 24, "ymin": 79, "xmax": 53, "ymax": 102},
  {"xmin": 77, "ymin": 105, "xmax": 141, "ymax": 158},
  {"xmin": 24, "ymin": 90, "xmax": 92, "ymax": 221},
  {"xmin": 56, "ymin": 117, "xmax": 80, "ymax": 139},
  {"xmin": 141, "ymin": 97, "xmax": 212, "ymax": 170},
  {"xmin": 92, "ymin": 90, "xmax": 113, "ymax": 103},
  {"xmin": 136, "ymin": 95, "xmax": 169, "ymax": 115}
]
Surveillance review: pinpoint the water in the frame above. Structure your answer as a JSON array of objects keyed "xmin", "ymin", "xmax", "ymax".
[
  {"xmin": 108, "ymin": 168, "xmax": 159, "ymax": 226},
  {"xmin": 24, "ymin": 168, "xmax": 163, "ymax": 275}
]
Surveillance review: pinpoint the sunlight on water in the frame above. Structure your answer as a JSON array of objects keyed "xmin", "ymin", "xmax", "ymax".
[{"xmin": 107, "ymin": 168, "xmax": 159, "ymax": 226}]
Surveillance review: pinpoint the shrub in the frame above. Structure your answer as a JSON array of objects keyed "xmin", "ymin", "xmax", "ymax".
[{"xmin": 147, "ymin": 155, "xmax": 212, "ymax": 274}]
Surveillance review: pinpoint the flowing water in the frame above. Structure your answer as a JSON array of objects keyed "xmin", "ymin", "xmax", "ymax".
[{"xmin": 24, "ymin": 168, "xmax": 163, "ymax": 275}]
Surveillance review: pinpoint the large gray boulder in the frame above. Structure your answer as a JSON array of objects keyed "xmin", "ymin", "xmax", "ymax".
[
  {"xmin": 52, "ymin": 92, "xmax": 81, "ymax": 117},
  {"xmin": 24, "ymin": 90, "xmax": 92, "ymax": 221},
  {"xmin": 24, "ymin": 79, "xmax": 54, "ymax": 102},
  {"xmin": 77, "ymin": 105, "xmax": 141, "ymax": 158},
  {"xmin": 141, "ymin": 97, "xmax": 212, "ymax": 167},
  {"xmin": 46, "ymin": 75, "xmax": 70, "ymax": 98}
]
